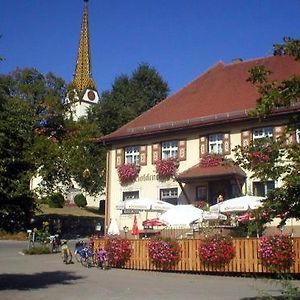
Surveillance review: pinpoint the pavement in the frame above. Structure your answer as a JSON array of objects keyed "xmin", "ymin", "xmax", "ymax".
[{"xmin": 0, "ymin": 240, "xmax": 299, "ymax": 300}]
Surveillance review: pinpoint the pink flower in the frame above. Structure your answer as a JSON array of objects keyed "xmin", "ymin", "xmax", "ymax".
[
  {"xmin": 155, "ymin": 158, "xmax": 179, "ymax": 180},
  {"xmin": 117, "ymin": 164, "xmax": 140, "ymax": 184}
]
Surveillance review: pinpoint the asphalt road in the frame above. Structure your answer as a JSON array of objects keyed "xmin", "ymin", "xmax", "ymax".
[{"xmin": 0, "ymin": 240, "xmax": 299, "ymax": 300}]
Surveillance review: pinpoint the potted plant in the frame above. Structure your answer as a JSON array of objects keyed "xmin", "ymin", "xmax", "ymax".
[
  {"xmin": 117, "ymin": 163, "xmax": 140, "ymax": 184},
  {"xmin": 259, "ymin": 234, "xmax": 295, "ymax": 272},
  {"xmin": 155, "ymin": 158, "xmax": 179, "ymax": 180},
  {"xmin": 199, "ymin": 234, "xmax": 235, "ymax": 268},
  {"xmin": 148, "ymin": 237, "xmax": 181, "ymax": 269}
]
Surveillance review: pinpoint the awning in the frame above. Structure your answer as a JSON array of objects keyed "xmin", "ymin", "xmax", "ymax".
[{"xmin": 176, "ymin": 163, "xmax": 246, "ymax": 183}]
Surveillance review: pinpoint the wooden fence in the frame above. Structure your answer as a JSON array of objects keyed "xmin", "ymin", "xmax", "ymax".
[{"xmin": 94, "ymin": 237, "xmax": 300, "ymax": 274}]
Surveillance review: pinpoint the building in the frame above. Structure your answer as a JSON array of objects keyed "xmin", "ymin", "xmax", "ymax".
[
  {"xmin": 101, "ymin": 55, "xmax": 300, "ymax": 232},
  {"xmin": 64, "ymin": 0, "xmax": 99, "ymax": 121}
]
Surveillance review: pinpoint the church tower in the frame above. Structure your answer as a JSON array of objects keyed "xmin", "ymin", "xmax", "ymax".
[{"xmin": 65, "ymin": 0, "xmax": 99, "ymax": 120}]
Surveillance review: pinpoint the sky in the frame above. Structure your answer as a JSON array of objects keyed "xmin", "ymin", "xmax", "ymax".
[{"xmin": 1, "ymin": 0, "xmax": 300, "ymax": 95}]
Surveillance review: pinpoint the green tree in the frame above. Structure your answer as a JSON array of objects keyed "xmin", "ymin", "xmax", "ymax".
[
  {"xmin": 234, "ymin": 37, "xmax": 300, "ymax": 226},
  {"xmin": 90, "ymin": 63, "xmax": 169, "ymax": 135},
  {"xmin": 0, "ymin": 77, "xmax": 36, "ymax": 231}
]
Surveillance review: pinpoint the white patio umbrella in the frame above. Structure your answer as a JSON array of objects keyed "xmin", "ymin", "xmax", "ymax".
[
  {"xmin": 115, "ymin": 198, "xmax": 174, "ymax": 212},
  {"xmin": 191, "ymin": 211, "xmax": 227, "ymax": 225},
  {"xmin": 159, "ymin": 205, "xmax": 203, "ymax": 226},
  {"xmin": 107, "ymin": 218, "xmax": 120, "ymax": 235},
  {"xmin": 209, "ymin": 195, "xmax": 265, "ymax": 213}
]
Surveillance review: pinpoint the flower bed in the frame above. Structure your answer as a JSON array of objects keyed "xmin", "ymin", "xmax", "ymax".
[
  {"xmin": 199, "ymin": 234, "xmax": 235, "ymax": 268},
  {"xmin": 259, "ymin": 234, "xmax": 295, "ymax": 272},
  {"xmin": 148, "ymin": 237, "xmax": 181, "ymax": 269},
  {"xmin": 105, "ymin": 238, "xmax": 132, "ymax": 267},
  {"xmin": 117, "ymin": 163, "xmax": 140, "ymax": 184},
  {"xmin": 155, "ymin": 158, "xmax": 179, "ymax": 180}
]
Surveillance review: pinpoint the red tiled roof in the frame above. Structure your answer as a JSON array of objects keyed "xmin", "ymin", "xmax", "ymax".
[
  {"xmin": 176, "ymin": 164, "xmax": 246, "ymax": 182},
  {"xmin": 102, "ymin": 55, "xmax": 300, "ymax": 142}
]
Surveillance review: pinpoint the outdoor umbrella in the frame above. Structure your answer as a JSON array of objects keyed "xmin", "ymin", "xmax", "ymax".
[
  {"xmin": 107, "ymin": 218, "xmax": 120, "ymax": 235},
  {"xmin": 131, "ymin": 215, "xmax": 139, "ymax": 238},
  {"xmin": 209, "ymin": 195, "xmax": 265, "ymax": 213},
  {"xmin": 116, "ymin": 198, "xmax": 174, "ymax": 212},
  {"xmin": 159, "ymin": 205, "xmax": 203, "ymax": 226}
]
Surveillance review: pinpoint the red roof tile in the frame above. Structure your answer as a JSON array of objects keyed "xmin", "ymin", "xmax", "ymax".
[
  {"xmin": 176, "ymin": 164, "xmax": 246, "ymax": 182},
  {"xmin": 102, "ymin": 55, "xmax": 300, "ymax": 142}
]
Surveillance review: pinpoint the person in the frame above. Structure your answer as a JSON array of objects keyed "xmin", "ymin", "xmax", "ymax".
[
  {"xmin": 61, "ymin": 240, "xmax": 73, "ymax": 264},
  {"xmin": 217, "ymin": 194, "xmax": 224, "ymax": 203}
]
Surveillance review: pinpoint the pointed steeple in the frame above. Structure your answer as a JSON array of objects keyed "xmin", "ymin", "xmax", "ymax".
[{"xmin": 71, "ymin": 0, "xmax": 97, "ymax": 92}]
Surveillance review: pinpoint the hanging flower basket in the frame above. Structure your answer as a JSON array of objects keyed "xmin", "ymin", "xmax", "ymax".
[
  {"xmin": 155, "ymin": 158, "xmax": 179, "ymax": 180},
  {"xmin": 199, "ymin": 234, "xmax": 235, "ymax": 268},
  {"xmin": 117, "ymin": 163, "xmax": 140, "ymax": 184},
  {"xmin": 200, "ymin": 154, "xmax": 224, "ymax": 167},
  {"xmin": 148, "ymin": 237, "xmax": 181, "ymax": 269},
  {"xmin": 259, "ymin": 234, "xmax": 295, "ymax": 272},
  {"xmin": 105, "ymin": 237, "xmax": 132, "ymax": 268}
]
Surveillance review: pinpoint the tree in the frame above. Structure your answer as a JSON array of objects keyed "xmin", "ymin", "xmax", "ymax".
[
  {"xmin": 234, "ymin": 37, "xmax": 300, "ymax": 226},
  {"xmin": 90, "ymin": 63, "xmax": 169, "ymax": 135},
  {"xmin": 0, "ymin": 77, "xmax": 36, "ymax": 231}
]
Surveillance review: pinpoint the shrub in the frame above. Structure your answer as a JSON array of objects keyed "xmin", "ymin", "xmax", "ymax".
[
  {"xmin": 199, "ymin": 234, "xmax": 235, "ymax": 268},
  {"xmin": 105, "ymin": 238, "xmax": 132, "ymax": 267},
  {"xmin": 48, "ymin": 193, "xmax": 65, "ymax": 208},
  {"xmin": 148, "ymin": 237, "xmax": 181, "ymax": 269},
  {"xmin": 74, "ymin": 193, "xmax": 87, "ymax": 208},
  {"xmin": 259, "ymin": 234, "xmax": 295, "ymax": 272},
  {"xmin": 23, "ymin": 246, "xmax": 50, "ymax": 255}
]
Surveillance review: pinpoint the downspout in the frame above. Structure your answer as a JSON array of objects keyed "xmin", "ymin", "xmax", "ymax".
[{"xmin": 104, "ymin": 148, "xmax": 111, "ymax": 235}]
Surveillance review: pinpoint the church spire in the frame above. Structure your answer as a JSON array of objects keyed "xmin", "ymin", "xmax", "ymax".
[{"xmin": 72, "ymin": 0, "xmax": 97, "ymax": 92}]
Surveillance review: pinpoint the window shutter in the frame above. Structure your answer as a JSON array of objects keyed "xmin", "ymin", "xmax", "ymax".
[
  {"xmin": 178, "ymin": 140, "xmax": 187, "ymax": 161},
  {"xmin": 199, "ymin": 136, "xmax": 208, "ymax": 158},
  {"xmin": 115, "ymin": 148, "xmax": 124, "ymax": 168},
  {"xmin": 139, "ymin": 145, "xmax": 147, "ymax": 166},
  {"xmin": 152, "ymin": 143, "xmax": 161, "ymax": 164},
  {"xmin": 223, "ymin": 133, "xmax": 231, "ymax": 155},
  {"xmin": 241, "ymin": 130, "xmax": 252, "ymax": 148}
]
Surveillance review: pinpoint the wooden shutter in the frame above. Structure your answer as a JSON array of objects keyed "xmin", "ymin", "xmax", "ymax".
[
  {"xmin": 199, "ymin": 136, "xmax": 208, "ymax": 158},
  {"xmin": 152, "ymin": 143, "xmax": 161, "ymax": 164},
  {"xmin": 139, "ymin": 145, "xmax": 147, "ymax": 166},
  {"xmin": 115, "ymin": 148, "xmax": 124, "ymax": 168},
  {"xmin": 178, "ymin": 140, "xmax": 187, "ymax": 161},
  {"xmin": 241, "ymin": 130, "xmax": 252, "ymax": 148},
  {"xmin": 223, "ymin": 133, "xmax": 231, "ymax": 155}
]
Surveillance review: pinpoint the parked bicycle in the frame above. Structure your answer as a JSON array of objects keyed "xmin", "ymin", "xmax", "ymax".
[
  {"xmin": 61, "ymin": 240, "xmax": 73, "ymax": 264},
  {"xmin": 75, "ymin": 241, "xmax": 94, "ymax": 267},
  {"xmin": 48, "ymin": 234, "xmax": 61, "ymax": 253}
]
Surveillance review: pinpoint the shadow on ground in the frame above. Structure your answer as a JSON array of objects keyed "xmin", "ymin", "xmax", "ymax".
[{"xmin": 0, "ymin": 271, "xmax": 84, "ymax": 290}]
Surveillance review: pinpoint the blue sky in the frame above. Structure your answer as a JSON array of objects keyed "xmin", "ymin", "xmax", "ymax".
[{"xmin": 1, "ymin": 0, "xmax": 300, "ymax": 95}]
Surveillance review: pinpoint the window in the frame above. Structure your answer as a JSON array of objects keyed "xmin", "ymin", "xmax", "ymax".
[
  {"xmin": 122, "ymin": 191, "xmax": 139, "ymax": 214},
  {"xmin": 253, "ymin": 181, "xmax": 275, "ymax": 197},
  {"xmin": 161, "ymin": 141, "xmax": 178, "ymax": 159},
  {"xmin": 160, "ymin": 188, "xmax": 178, "ymax": 205},
  {"xmin": 125, "ymin": 146, "xmax": 139, "ymax": 165},
  {"xmin": 208, "ymin": 134, "xmax": 224, "ymax": 154},
  {"xmin": 196, "ymin": 186, "xmax": 208, "ymax": 201},
  {"xmin": 253, "ymin": 127, "xmax": 273, "ymax": 141}
]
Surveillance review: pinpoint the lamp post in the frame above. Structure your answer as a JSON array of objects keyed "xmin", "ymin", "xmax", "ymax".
[{"xmin": 123, "ymin": 226, "xmax": 129, "ymax": 239}]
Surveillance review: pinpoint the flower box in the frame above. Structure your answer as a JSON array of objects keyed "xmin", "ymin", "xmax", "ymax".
[
  {"xmin": 155, "ymin": 158, "xmax": 179, "ymax": 180},
  {"xmin": 117, "ymin": 163, "xmax": 140, "ymax": 184}
]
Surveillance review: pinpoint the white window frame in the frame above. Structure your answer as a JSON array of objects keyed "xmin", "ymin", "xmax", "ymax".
[
  {"xmin": 160, "ymin": 188, "xmax": 178, "ymax": 205},
  {"xmin": 208, "ymin": 133, "xmax": 224, "ymax": 154},
  {"xmin": 125, "ymin": 146, "xmax": 140, "ymax": 165},
  {"xmin": 161, "ymin": 141, "xmax": 178, "ymax": 159},
  {"xmin": 252, "ymin": 127, "xmax": 273, "ymax": 141}
]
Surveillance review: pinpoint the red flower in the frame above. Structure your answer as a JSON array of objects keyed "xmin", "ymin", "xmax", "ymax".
[
  {"xmin": 200, "ymin": 154, "xmax": 223, "ymax": 167},
  {"xmin": 155, "ymin": 158, "xmax": 179, "ymax": 180},
  {"xmin": 105, "ymin": 237, "xmax": 132, "ymax": 267},
  {"xmin": 117, "ymin": 164, "xmax": 140, "ymax": 184}
]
